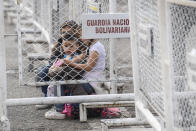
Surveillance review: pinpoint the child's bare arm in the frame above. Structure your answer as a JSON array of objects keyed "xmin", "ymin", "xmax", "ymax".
[
  {"xmin": 72, "ymin": 53, "xmax": 86, "ymax": 63},
  {"xmin": 63, "ymin": 51, "xmax": 99, "ymax": 71}
]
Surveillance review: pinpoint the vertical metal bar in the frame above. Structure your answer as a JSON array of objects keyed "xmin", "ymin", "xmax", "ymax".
[
  {"xmin": 0, "ymin": 0, "xmax": 10, "ymax": 130},
  {"xmin": 158, "ymin": 0, "xmax": 174, "ymax": 130},
  {"xmin": 69, "ymin": 0, "xmax": 73, "ymax": 20},
  {"xmin": 47, "ymin": 0, "xmax": 52, "ymax": 56},
  {"xmin": 109, "ymin": 0, "xmax": 117, "ymax": 94},
  {"xmin": 128, "ymin": 0, "xmax": 142, "ymax": 121},
  {"xmin": 49, "ymin": 0, "xmax": 53, "ymax": 55},
  {"xmin": 41, "ymin": 0, "xmax": 45, "ymax": 39},
  {"xmin": 17, "ymin": 1, "xmax": 23, "ymax": 86},
  {"xmin": 41, "ymin": 0, "xmax": 52, "ymax": 55},
  {"xmin": 72, "ymin": 0, "xmax": 75, "ymax": 21},
  {"xmin": 57, "ymin": 83, "xmax": 61, "ymax": 97},
  {"xmin": 33, "ymin": 0, "xmax": 37, "ymax": 32}
]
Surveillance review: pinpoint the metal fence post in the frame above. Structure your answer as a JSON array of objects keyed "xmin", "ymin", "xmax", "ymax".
[
  {"xmin": 17, "ymin": 1, "xmax": 23, "ymax": 86},
  {"xmin": 128, "ymin": 0, "xmax": 143, "ymax": 121},
  {"xmin": 158, "ymin": 0, "xmax": 174, "ymax": 130},
  {"xmin": 109, "ymin": 0, "xmax": 117, "ymax": 94},
  {"xmin": 69, "ymin": 0, "xmax": 73, "ymax": 20},
  {"xmin": 0, "ymin": 0, "xmax": 10, "ymax": 130}
]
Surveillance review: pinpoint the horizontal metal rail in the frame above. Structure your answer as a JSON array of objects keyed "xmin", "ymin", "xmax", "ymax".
[
  {"xmin": 166, "ymin": 0, "xmax": 196, "ymax": 7},
  {"xmin": 24, "ymin": 77, "xmax": 133, "ymax": 86},
  {"xmin": 4, "ymin": 34, "xmax": 18, "ymax": 36},
  {"xmin": 5, "ymin": 93, "xmax": 135, "ymax": 106},
  {"xmin": 101, "ymin": 118, "xmax": 148, "ymax": 127}
]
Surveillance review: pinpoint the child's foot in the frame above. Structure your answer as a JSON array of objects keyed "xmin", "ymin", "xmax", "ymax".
[
  {"xmin": 62, "ymin": 104, "xmax": 68, "ymax": 114},
  {"xmin": 102, "ymin": 108, "xmax": 121, "ymax": 118},
  {"xmin": 62, "ymin": 104, "xmax": 72, "ymax": 117},
  {"xmin": 45, "ymin": 108, "xmax": 65, "ymax": 120}
]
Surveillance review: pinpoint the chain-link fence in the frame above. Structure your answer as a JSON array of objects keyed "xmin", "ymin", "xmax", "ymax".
[
  {"xmin": 1, "ymin": 0, "xmax": 132, "ymax": 92},
  {"xmin": 130, "ymin": 0, "xmax": 196, "ymax": 130},
  {"xmin": 3, "ymin": 0, "xmax": 196, "ymax": 130},
  {"xmin": 167, "ymin": 1, "xmax": 196, "ymax": 130},
  {"xmin": 131, "ymin": 0, "xmax": 164, "ymax": 117},
  {"xmin": 3, "ymin": 0, "xmax": 18, "ymax": 72},
  {"xmin": 14, "ymin": 0, "xmax": 132, "ymax": 95},
  {"xmin": 1, "ymin": 0, "xmax": 133, "ymax": 101},
  {"xmin": 0, "ymin": 0, "xmax": 134, "ymax": 130}
]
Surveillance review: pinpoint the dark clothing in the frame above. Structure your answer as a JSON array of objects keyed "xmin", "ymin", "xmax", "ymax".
[
  {"xmin": 36, "ymin": 65, "xmax": 50, "ymax": 97},
  {"xmin": 82, "ymin": 83, "xmax": 95, "ymax": 95},
  {"xmin": 49, "ymin": 38, "xmax": 64, "ymax": 65},
  {"xmin": 54, "ymin": 83, "xmax": 95, "ymax": 112},
  {"xmin": 54, "ymin": 85, "xmax": 68, "ymax": 112},
  {"xmin": 36, "ymin": 38, "xmax": 64, "ymax": 96}
]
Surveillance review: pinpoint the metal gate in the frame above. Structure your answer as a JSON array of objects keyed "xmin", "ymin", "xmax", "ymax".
[
  {"xmin": 130, "ymin": 0, "xmax": 196, "ymax": 130},
  {"xmin": 0, "ymin": 0, "xmax": 134, "ymax": 130},
  {"xmin": 16, "ymin": 0, "xmax": 132, "ymax": 91}
]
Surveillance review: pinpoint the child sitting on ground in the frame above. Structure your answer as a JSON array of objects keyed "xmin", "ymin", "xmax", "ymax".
[
  {"xmin": 47, "ymin": 33, "xmax": 84, "ymax": 97},
  {"xmin": 35, "ymin": 20, "xmax": 80, "ymax": 109},
  {"xmin": 45, "ymin": 33, "xmax": 87, "ymax": 119}
]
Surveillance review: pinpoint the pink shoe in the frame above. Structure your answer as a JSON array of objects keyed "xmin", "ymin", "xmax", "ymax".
[
  {"xmin": 66, "ymin": 104, "xmax": 72, "ymax": 117},
  {"xmin": 62, "ymin": 104, "xmax": 72, "ymax": 117},
  {"xmin": 62, "ymin": 104, "xmax": 68, "ymax": 114},
  {"xmin": 102, "ymin": 108, "xmax": 121, "ymax": 118}
]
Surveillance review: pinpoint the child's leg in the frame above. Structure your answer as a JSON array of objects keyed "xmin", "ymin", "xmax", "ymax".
[
  {"xmin": 82, "ymin": 84, "xmax": 103, "ymax": 117},
  {"xmin": 54, "ymin": 85, "xmax": 67, "ymax": 112},
  {"xmin": 82, "ymin": 83, "xmax": 95, "ymax": 95},
  {"xmin": 36, "ymin": 65, "xmax": 51, "ymax": 97}
]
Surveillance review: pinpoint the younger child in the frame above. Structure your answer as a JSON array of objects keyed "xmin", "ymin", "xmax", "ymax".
[
  {"xmin": 45, "ymin": 33, "xmax": 86, "ymax": 119},
  {"xmin": 48, "ymin": 32, "xmax": 86, "ymax": 80},
  {"xmin": 35, "ymin": 20, "xmax": 80, "ymax": 110}
]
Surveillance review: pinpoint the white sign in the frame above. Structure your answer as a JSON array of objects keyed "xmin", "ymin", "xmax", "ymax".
[{"xmin": 82, "ymin": 13, "xmax": 130, "ymax": 39}]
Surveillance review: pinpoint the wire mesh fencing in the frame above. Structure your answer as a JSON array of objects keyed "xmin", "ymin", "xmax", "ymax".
[
  {"xmin": 131, "ymin": 0, "xmax": 164, "ymax": 118},
  {"xmin": 3, "ymin": 0, "xmax": 18, "ymax": 71},
  {"xmin": 130, "ymin": 0, "xmax": 196, "ymax": 130},
  {"xmin": 167, "ymin": 1, "xmax": 196, "ymax": 130},
  {"xmin": 4, "ymin": 0, "xmax": 196, "ymax": 130},
  {"xmin": 8, "ymin": 0, "xmax": 133, "ymax": 97}
]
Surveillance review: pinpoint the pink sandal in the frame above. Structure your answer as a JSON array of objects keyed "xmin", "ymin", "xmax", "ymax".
[{"xmin": 102, "ymin": 108, "xmax": 121, "ymax": 118}]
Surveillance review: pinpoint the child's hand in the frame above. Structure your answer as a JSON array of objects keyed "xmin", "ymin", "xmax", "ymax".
[
  {"xmin": 50, "ymin": 65, "xmax": 55, "ymax": 69},
  {"xmin": 63, "ymin": 59, "xmax": 72, "ymax": 65},
  {"xmin": 54, "ymin": 59, "xmax": 64, "ymax": 67}
]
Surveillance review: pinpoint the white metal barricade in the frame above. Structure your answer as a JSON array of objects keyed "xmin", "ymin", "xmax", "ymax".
[
  {"xmin": 0, "ymin": 0, "xmax": 10, "ymax": 130},
  {"xmin": 129, "ymin": 0, "xmax": 165, "ymax": 128},
  {"xmin": 15, "ymin": 0, "xmax": 132, "ymax": 90},
  {"xmin": 166, "ymin": 0, "xmax": 196, "ymax": 130},
  {"xmin": 0, "ymin": 0, "xmax": 134, "ymax": 130},
  {"xmin": 129, "ymin": 0, "xmax": 196, "ymax": 130}
]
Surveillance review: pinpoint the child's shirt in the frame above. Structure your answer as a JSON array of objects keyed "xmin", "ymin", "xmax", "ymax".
[
  {"xmin": 83, "ymin": 41, "xmax": 107, "ymax": 94},
  {"xmin": 64, "ymin": 54, "xmax": 73, "ymax": 60},
  {"xmin": 64, "ymin": 53, "xmax": 79, "ymax": 60}
]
